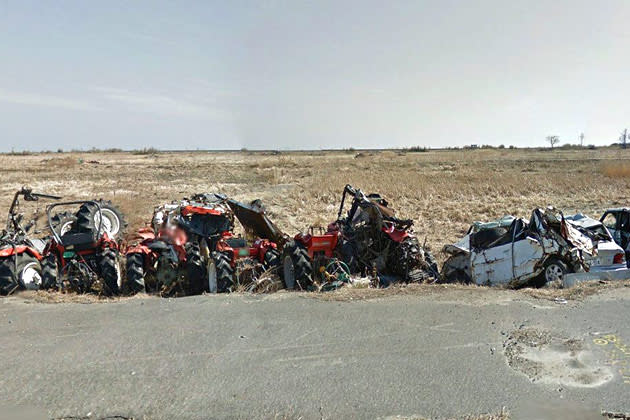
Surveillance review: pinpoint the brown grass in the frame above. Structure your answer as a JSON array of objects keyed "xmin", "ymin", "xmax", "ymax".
[
  {"xmin": 601, "ymin": 161, "xmax": 630, "ymax": 178},
  {"xmin": 15, "ymin": 290, "xmax": 154, "ymax": 304},
  {"xmin": 520, "ymin": 279, "xmax": 630, "ymax": 301}
]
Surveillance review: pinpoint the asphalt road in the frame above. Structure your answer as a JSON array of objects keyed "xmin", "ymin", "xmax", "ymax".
[{"xmin": 0, "ymin": 287, "xmax": 629, "ymax": 420}]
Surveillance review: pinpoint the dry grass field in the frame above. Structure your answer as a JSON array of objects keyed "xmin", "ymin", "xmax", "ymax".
[{"xmin": 2, "ymin": 147, "xmax": 630, "ymax": 265}]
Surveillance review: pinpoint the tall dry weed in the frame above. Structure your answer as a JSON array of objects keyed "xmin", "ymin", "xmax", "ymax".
[{"xmin": 601, "ymin": 162, "xmax": 630, "ymax": 178}]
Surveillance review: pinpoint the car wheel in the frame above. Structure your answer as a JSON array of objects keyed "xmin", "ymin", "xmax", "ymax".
[{"xmin": 543, "ymin": 258, "xmax": 568, "ymax": 285}]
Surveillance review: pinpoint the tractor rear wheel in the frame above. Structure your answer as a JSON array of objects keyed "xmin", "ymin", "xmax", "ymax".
[
  {"xmin": 281, "ymin": 241, "xmax": 312, "ymax": 290},
  {"xmin": 125, "ymin": 253, "xmax": 146, "ymax": 294},
  {"xmin": 73, "ymin": 200, "xmax": 127, "ymax": 240},
  {"xmin": 50, "ymin": 211, "xmax": 77, "ymax": 237},
  {"xmin": 99, "ymin": 248, "xmax": 122, "ymax": 296}
]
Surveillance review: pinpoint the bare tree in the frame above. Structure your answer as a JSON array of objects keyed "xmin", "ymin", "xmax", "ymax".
[{"xmin": 546, "ymin": 135, "xmax": 559, "ymax": 149}]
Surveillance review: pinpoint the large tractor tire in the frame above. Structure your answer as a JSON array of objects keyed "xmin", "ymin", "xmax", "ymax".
[
  {"xmin": 73, "ymin": 200, "xmax": 127, "ymax": 240},
  {"xmin": 186, "ymin": 241, "xmax": 205, "ymax": 294},
  {"xmin": 207, "ymin": 251, "xmax": 234, "ymax": 293},
  {"xmin": 99, "ymin": 248, "xmax": 122, "ymax": 296},
  {"xmin": 0, "ymin": 254, "xmax": 42, "ymax": 295},
  {"xmin": 262, "ymin": 248, "xmax": 281, "ymax": 271},
  {"xmin": 41, "ymin": 254, "xmax": 59, "ymax": 289},
  {"xmin": 50, "ymin": 211, "xmax": 77, "ymax": 237},
  {"xmin": 125, "ymin": 253, "xmax": 146, "ymax": 294},
  {"xmin": 281, "ymin": 241, "xmax": 313, "ymax": 290}
]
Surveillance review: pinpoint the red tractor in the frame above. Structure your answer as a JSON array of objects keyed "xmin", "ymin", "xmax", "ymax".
[
  {"xmin": 282, "ymin": 184, "xmax": 439, "ymax": 290},
  {"xmin": 0, "ymin": 187, "xmax": 61, "ymax": 295},
  {"xmin": 124, "ymin": 223, "xmax": 193, "ymax": 296},
  {"xmin": 41, "ymin": 201, "xmax": 124, "ymax": 295},
  {"xmin": 175, "ymin": 193, "xmax": 282, "ymax": 293},
  {"xmin": 125, "ymin": 194, "xmax": 283, "ymax": 295}
]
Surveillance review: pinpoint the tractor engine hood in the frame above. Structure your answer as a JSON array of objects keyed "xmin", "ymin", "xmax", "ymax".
[{"xmin": 227, "ymin": 199, "xmax": 285, "ymax": 245}]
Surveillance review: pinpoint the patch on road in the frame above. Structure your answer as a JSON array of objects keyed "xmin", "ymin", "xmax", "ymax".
[{"xmin": 503, "ymin": 327, "xmax": 613, "ymax": 387}]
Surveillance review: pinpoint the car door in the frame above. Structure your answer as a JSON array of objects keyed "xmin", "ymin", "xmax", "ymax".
[
  {"xmin": 601, "ymin": 212, "xmax": 620, "ymax": 243},
  {"xmin": 471, "ymin": 241, "xmax": 513, "ymax": 285},
  {"xmin": 511, "ymin": 236, "xmax": 545, "ymax": 281},
  {"xmin": 618, "ymin": 212, "xmax": 630, "ymax": 250}
]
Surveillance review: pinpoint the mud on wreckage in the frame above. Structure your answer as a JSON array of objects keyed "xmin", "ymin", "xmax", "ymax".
[
  {"xmin": 41, "ymin": 200, "xmax": 126, "ymax": 295},
  {"xmin": 441, "ymin": 207, "xmax": 629, "ymax": 288},
  {"xmin": 125, "ymin": 194, "xmax": 283, "ymax": 296},
  {"xmin": 282, "ymin": 184, "xmax": 439, "ymax": 291}
]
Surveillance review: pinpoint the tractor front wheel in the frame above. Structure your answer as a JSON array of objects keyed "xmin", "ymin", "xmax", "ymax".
[
  {"xmin": 186, "ymin": 241, "xmax": 205, "ymax": 295},
  {"xmin": 262, "ymin": 248, "xmax": 281, "ymax": 271},
  {"xmin": 281, "ymin": 241, "xmax": 313, "ymax": 290},
  {"xmin": 41, "ymin": 254, "xmax": 59, "ymax": 289},
  {"xmin": 211, "ymin": 251, "xmax": 234, "ymax": 293},
  {"xmin": 125, "ymin": 253, "xmax": 146, "ymax": 294},
  {"xmin": 99, "ymin": 248, "xmax": 122, "ymax": 296}
]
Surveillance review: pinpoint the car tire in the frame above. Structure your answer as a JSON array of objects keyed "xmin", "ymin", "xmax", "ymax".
[{"xmin": 542, "ymin": 257, "xmax": 568, "ymax": 286}]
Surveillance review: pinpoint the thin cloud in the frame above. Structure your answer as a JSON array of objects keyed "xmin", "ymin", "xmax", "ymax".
[
  {"xmin": 0, "ymin": 89, "xmax": 97, "ymax": 111},
  {"xmin": 98, "ymin": 88, "xmax": 230, "ymax": 119}
]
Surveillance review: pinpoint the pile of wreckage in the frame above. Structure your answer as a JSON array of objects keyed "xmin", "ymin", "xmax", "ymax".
[
  {"xmin": 0, "ymin": 185, "xmax": 438, "ymax": 296},
  {"xmin": 0, "ymin": 185, "xmax": 628, "ymax": 297}
]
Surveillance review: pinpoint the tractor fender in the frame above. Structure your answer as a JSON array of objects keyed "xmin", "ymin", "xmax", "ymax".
[{"xmin": 0, "ymin": 245, "xmax": 43, "ymax": 261}]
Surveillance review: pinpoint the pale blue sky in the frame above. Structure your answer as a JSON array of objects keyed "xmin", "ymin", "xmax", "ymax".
[{"xmin": 1, "ymin": 0, "xmax": 628, "ymax": 151}]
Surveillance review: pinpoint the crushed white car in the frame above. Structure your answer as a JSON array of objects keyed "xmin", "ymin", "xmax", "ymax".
[{"xmin": 441, "ymin": 207, "xmax": 629, "ymax": 287}]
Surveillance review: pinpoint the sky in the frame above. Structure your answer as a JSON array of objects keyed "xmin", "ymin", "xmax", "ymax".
[{"xmin": 1, "ymin": 0, "xmax": 629, "ymax": 151}]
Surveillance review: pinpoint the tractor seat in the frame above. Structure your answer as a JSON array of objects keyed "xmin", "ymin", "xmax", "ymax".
[
  {"xmin": 225, "ymin": 238, "xmax": 247, "ymax": 248},
  {"xmin": 60, "ymin": 232, "xmax": 97, "ymax": 250}
]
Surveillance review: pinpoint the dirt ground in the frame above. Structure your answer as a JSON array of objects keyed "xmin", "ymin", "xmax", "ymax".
[{"xmin": 2, "ymin": 147, "xmax": 630, "ymax": 266}]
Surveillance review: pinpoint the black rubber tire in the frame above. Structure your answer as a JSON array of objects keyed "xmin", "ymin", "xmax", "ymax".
[
  {"xmin": 125, "ymin": 253, "xmax": 146, "ymax": 294},
  {"xmin": 99, "ymin": 248, "xmax": 122, "ymax": 296},
  {"xmin": 50, "ymin": 211, "xmax": 77, "ymax": 237},
  {"xmin": 95, "ymin": 199, "xmax": 127, "ymax": 240},
  {"xmin": 73, "ymin": 200, "xmax": 127, "ymax": 240},
  {"xmin": 213, "ymin": 251, "xmax": 234, "ymax": 293},
  {"xmin": 0, "ymin": 254, "xmax": 43, "ymax": 295},
  {"xmin": 186, "ymin": 241, "xmax": 205, "ymax": 294},
  {"xmin": 41, "ymin": 254, "xmax": 59, "ymax": 289},
  {"xmin": 423, "ymin": 249, "xmax": 440, "ymax": 280},
  {"xmin": 281, "ymin": 241, "xmax": 313, "ymax": 290},
  {"xmin": 16, "ymin": 254, "xmax": 42, "ymax": 290},
  {"xmin": 0, "ymin": 256, "xmax": 19, "ymax": 295},
  {"xmin": 340, "ymin": 240, "xmax": 358, "ymax": 273},
  {"xmin": 262, "ymin": 248, "xmax": 280, "ymax": 270},
  {"xmin": 539, "ymin": 257, "xmax": 569, "ymax": 287}
]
